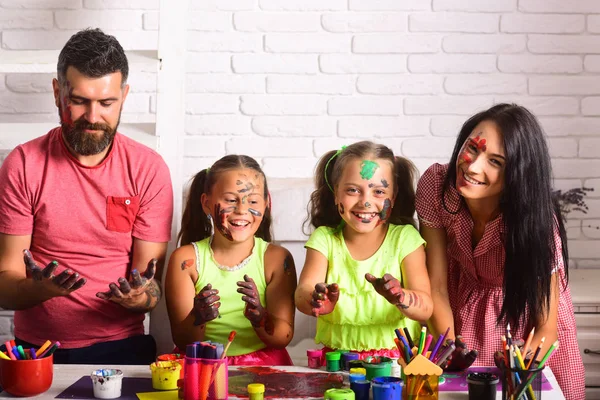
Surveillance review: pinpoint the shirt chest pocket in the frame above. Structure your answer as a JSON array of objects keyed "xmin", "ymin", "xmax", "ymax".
[{"xmin": 106, "ymin": 195, "xmax": 140, "ymax": 233}]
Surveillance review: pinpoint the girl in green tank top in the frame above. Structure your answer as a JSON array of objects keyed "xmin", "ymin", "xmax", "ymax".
[
  {"xmin": 165, "ymin": 155, "xmax": 297, "ymax": 365},
  {"xmin": 296, "ymin": 141, "xmax": 433, "ymax": 358}
]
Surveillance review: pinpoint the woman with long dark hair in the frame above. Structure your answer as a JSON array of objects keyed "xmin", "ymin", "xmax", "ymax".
[{"xmin": 416, "ymin": 104, "xmax": 584, "ymax": 399}]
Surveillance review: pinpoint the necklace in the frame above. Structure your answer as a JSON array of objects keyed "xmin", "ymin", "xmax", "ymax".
[{"xmin": 208, "ymin": 236, "xmax": 254, "ymax": 271}]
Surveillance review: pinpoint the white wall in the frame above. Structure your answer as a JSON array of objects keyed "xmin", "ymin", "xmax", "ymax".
[{"xmin": 1, "ymin": 0, "xmax": 599, "ymax": 351}]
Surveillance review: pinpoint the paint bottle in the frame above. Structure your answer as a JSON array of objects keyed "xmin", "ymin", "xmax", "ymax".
[
  {"xmin": 349, "ymin": 380, "xmax": 370, "ymax": 400},
  {"xmin": 341, "ymin": 352, "xmax": 360, "ymax": 370},
  {"xmin": 324, "ymin": 388, "xmax": 355, "ymax": 400},
  {"xmin": 307, "ymin": 349, "xmax": 323, "ymax": 369},
  {"xmin": 349, "ymin": 367, "xmax": 366, "ymax": 376},
  {"xmin": 371, "ymin": 376, "xmax": 402, "ymax": 400},
  {"xmin": 247, "ymin": 383, "xmax": 265, "ymax": 400},
  {"xmin": 466, "ymin": 372, "xmax": 498, "ymax": 400},
  {"xmin": 90, "ymin": 369, "xmax": 124, "ymax": 399},
  {"xmin": 349, "ymin": 373, "xmax": 366, "ymax": 383},
  {"xmin": 325, "ymin": 351, "xmax": 341, "ymax": 372}
]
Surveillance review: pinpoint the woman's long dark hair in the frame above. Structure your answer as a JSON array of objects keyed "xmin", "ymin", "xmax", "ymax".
[
  {"xmin": 178, "ymin": 155, "xmax": 273, "ymax": 246},
  {"xmin": 304, "ymin": 140, "xmax": 417, "ymax": 233},
  {"xmin": 442, "ymin": 103, "xmax": 568, "ymax": 331}
]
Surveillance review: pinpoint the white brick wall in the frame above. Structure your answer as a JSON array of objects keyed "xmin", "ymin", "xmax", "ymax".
[{"xmin": 1, "ymin": 0, "xmax": 600, "ymax": 350}]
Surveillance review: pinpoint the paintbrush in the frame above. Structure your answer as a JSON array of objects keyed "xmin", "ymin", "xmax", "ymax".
[{"xmin": 207, "ymin": 331, "xmax": 237, "ymax": 399}]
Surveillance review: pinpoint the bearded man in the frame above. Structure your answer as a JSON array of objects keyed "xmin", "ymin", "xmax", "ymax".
[{"xmin": 0, "ymin": 28, "xmax": 173, "ymax": 364}]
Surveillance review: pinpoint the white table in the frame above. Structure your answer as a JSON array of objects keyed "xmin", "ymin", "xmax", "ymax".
[{"xmin": 0, "ymin": 364, "xmax": 566, "ymax": 399}]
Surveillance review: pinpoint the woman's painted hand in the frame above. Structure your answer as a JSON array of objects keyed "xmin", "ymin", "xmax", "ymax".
[
  {"xmin": 443, "ymin": 336, "xmax": 478, "ymax": 371},
  {"xmin": 192, "ymin": 283, "xmax": 220, "ymax": 326},
  {"xmin": 237, "ymin": 274, "xmax": 274, "ymax": 334},
  {"xmin": 310, "ymin": 282, "xmax": 340, "ymax": 317}
]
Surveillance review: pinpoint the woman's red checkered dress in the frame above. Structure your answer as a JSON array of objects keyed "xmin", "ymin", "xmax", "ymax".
[{"xmin": 415, "ymin": 163, "xmax": 584, "ymax": 400}]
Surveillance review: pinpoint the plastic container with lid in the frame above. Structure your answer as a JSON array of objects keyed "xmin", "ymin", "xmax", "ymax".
[
  {"xmin": 323, "ymin": 388, "xmax": 355, "ymax": 399},
  {"xmin": 307, "ymin": 349, "xmax": 323, "ymax": 369},
  {"xmin": 325, "ymin": 351, "xmax": 341, "ymax": 372},
  {"xmin": 247, "ymin": 383, "xmax": 265, "ymax": 400}
]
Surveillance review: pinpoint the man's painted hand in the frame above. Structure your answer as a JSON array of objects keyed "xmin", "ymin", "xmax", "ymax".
[
  {"xmin": 237, "ymin": 274, "xmax": 274, "ymax": 335},
  {"xmin": 96, "ymin": 258, "xmax": 160, "ymax": 311},
  {"xmin": 193, "ymin": 283, "xmax": 220, "ymax": 326},
  {"xmin": 310, "ymin": 282, "xmax": 340, "ymax": 317},
  {"xmin": 24, "ymin": 249, "xmax": 86, "ymax": 297}
]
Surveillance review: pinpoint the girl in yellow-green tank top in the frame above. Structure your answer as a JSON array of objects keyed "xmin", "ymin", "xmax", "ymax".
[
  {"xmin": 296, "ymin": 141, "xmax": 433, "ymax": 359},
  {"xmin": 165, "ymin": 155, "xmax": 296, "ymax": 365}
]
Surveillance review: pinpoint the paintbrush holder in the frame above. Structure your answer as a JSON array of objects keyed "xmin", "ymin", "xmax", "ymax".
[
  {"xmin": 500, "ymin": 362, "xmax": 544, "ymax": 400},
  {"xmin": 184, "ymin": 356, "xmax": 228, "ymax": 400}
]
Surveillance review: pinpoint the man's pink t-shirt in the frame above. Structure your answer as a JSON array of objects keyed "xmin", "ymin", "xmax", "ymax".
[{"xmin": 0, "ymin": 128, "xmax": 173, "ymax": 348}]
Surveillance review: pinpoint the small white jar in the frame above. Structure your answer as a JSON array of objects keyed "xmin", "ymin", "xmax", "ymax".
[{"xmin": 91, "ymin": 369, "xmax": 124, "ymax": 399}]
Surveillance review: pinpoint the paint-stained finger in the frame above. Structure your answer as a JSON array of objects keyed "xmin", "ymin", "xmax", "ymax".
[
  {"xmin": 109, "ymin": 282, "xmax": 124, "ymax": 298},
  {"xmin": 236, "ymin": 281, "xmax": 255, "ymax": 290},
  {"xmin": 60, "ymin": 273, "xmax": 80, "ymax": 290},
  {"xmin": 144, "ymin": 259, "xmax": 157, "ymax": 279},
  {"xmin": 241, "ymin": 295, "xmax": 260, "ymax": 307},
  {"xmin": 52, "ymin": 269, "xmax": 73, "ymax": 286},
  {"xmin": 197, "ymin": 289, "xmax": 219, "ymax": 299},
  {"xmin": 71, "ymin": 278, "xmax": 87, "ymax": 291},
  {"xmin": 196, "ymin": 293, "xmax": 220, "ymax": 307},
  {"xmin": 199, "ymin": 284, "xmax": 213, "ymax": 292},
  {"xmin": 310, "ymin": 298, "xmax": 323, "ymax": 309},
  {"xmin": 246, "ymin": 308, "xmax": 261, "ymax": 318},
  {"xmin": 382, "ymin": 273, "xmax": 396, "ymax": 283},
  {"xmin": 237, "ymin": 287, "xmax": 255, "ymax": 298},
  {"xmin": 364, "ymin": 273, "xmax": 377, "ymax": 283},
  {"xmin": 314, "ymin": 282, "xmax": 328, "ymax": 293},
  {"xmin": 23, "ymin": 249, "xmax": 37, "ymax": 269},
  {"xmin": 243, "ymin": 274, "xmax": 255, "ymax": 284},
  {"xmin": 201, "ymin": 294, "xmax": 220, "ymax": 306},
  {"xmin": 130, "ymin": 269, "xmax": 144, "ymax": 288},
  {"xmin": 118, "ymin": 277, "xmax": 132, "ymax": 294},
  {"xmin": 42, "ymin": 261, "xmax": 59, "ymax": 279},
  {"xmin": 96, "ymin": 291, "xmax": 111, "ymax": 300}
]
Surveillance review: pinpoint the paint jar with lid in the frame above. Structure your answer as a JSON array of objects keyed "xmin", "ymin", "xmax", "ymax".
[
  {"xmin": 324, "ymin": 388, "xmax": 355, "ymax": 400},
  {"xmin": 363, "ymin": 356, "xmax": 392, "ymax": 380},
  {"xmin": 307, "ymin": 349, "xmax": 323, "ymax": 369},
  {"xmin": 247, "ymin": 383, "xmax": 265, "ymax": 400},
  {"xmin": 325, "ymin": 351, "xmax": 342, "ymax": 372},
  {"xmin": 349, "ymin": 373, "xmax": 366, "ymax": 383},
  {"xmin": 372, "ymin": 376, "xmax": 402, "ymax": 400},
  {"xmin": 342, "ymin": 352, "xmax": 360, "ymax": 370},
  {"xmin": 350, "ymin": 380, "xmax": 370, "ymax": 400},
  {"xmin": 349, "ymin": 367, "xmax": 366, "ymax": 376}
]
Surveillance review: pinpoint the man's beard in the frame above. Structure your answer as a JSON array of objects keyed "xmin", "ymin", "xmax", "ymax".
[{"xmin": 60, "ymin": 108, "xmax": 121, "ymax": 156}]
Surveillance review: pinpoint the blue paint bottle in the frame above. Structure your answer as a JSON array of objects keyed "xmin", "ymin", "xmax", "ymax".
[{"xmin": 371, "ymin": 376, "xmax": 402, "ymax": 400}]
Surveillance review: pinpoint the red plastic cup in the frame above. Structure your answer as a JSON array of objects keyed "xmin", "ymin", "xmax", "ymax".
[{"xmin": 0, "ymin": 354, "xmax": 54, "ymax": 396}]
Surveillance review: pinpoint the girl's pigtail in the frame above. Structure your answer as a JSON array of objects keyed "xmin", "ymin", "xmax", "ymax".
[
  {"xmin": 390, "ymin": 156, "xmax": 417, "ymax": 228},
  {"xmin": 178, "ymin": 169, "xmax": 212, "ymax": 246},
  {"xmin": 304, "ymin": 150, "xmax": 341, "ymax": 233}
]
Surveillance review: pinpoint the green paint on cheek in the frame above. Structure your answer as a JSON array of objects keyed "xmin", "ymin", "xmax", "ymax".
[{"xmin": 360, "ymin": 160, "xmax": 379, "ymax": 180}]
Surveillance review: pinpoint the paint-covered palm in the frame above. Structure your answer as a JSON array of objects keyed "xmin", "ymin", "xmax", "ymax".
[
  {"xmin": 237, "ymin": 274, "xmax": 274, "ymax": 334},
  {"xmin": 193, "ymin": 283, "xmax": 221, "ymax": 326},
  {"xmin": 96, "ymin": 259, "xmax": 160, "ymax": 311},
  {"xmin": 365, "ymin": 273, "xmax": 409, "ymax": 308},
  {"xmin": 23, "ymin": 249, "xmax": 86, "ymax": 297},
  {"xmin": 310, "ymin": 282, "xmax": 340, "ymax": 317}
]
